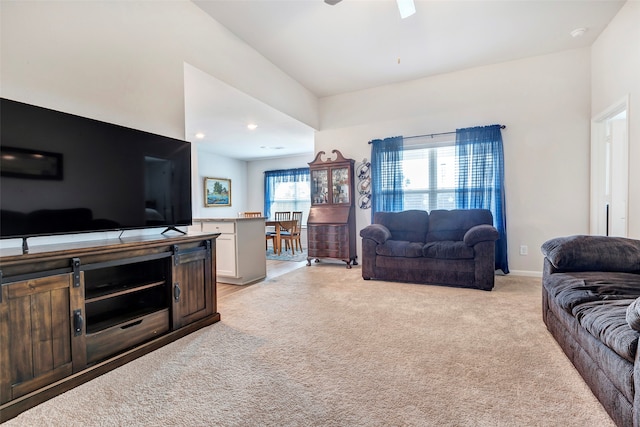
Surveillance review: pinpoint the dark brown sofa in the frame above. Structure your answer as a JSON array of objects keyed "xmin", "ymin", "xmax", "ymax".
[
  {"xmin": 359, "ymin": 209, "xmax": 499, "ymax": 290},
  {"xmin": 542, "ymin": 235, "xmax": 640, "ymax": 427}
]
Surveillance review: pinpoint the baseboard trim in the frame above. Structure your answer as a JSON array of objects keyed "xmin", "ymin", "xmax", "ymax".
[{"xmin": 503, "ymin": 269, "xmax": 542, "ymax": 278}]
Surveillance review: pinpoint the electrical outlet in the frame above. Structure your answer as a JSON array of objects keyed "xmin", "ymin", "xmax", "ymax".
[{"xmin": 519, "ymin": 245, "xmax": 528, "ymax": 256}]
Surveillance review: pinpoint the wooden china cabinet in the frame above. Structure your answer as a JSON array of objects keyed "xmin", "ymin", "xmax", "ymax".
[{"xmin": 307, "ymin": 150, "xmax": 357, "ymax": 268}]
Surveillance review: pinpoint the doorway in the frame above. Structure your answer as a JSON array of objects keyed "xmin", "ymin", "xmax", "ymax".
[{"xmin": 590, "ymin": 96, "xmax": 630, "ymax": 237}]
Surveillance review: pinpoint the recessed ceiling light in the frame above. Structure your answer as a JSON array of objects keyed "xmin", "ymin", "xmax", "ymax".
[
  {"xmin": 247, "ymin": 123, "xmax": 258, "ymax": 130},
  {"xmin": 570, "ymin": 27, "xmax": 587, "ymax": 38},
  {"xmin": 195, "ymin": 132, "xmax": 205, "ymax": 139}
]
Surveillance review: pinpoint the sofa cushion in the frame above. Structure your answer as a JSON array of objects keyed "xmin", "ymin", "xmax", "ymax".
[
  {"xmin": 544, "ymin": 272, "xmax": 640, "ymax": 313},
  {"xmin": 544, "ymin": 271, "xmax": 640, "ymax": 363},
  {"xmin": 376, "ymin": 240, "xmax": 424, "ymax": 258},
  {"xmin": 422, "ymin": 241, "xmax": 474, "ymax": 259},
  {"xmin": 373, "ymin": 210, "xmax": 429, "ymax": 243},
  {"xmin": 426, "ymin": 209, "xmax": 493, "ymax": 242},
  {"xmin": 542, "ymin": 235, "xmax": 640, "ymax": 272},
  {"xmin": 573, "ymin": 299, "xmax": 640, "ymax": 363},
  {"xmin": 626, "ymin": 298, "xmax": 640, "ymax": 331}
]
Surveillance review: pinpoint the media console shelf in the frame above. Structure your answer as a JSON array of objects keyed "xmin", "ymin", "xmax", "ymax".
[{"xmin": 0, "ymin": 233, "xmax": 220, "ymax": 422}]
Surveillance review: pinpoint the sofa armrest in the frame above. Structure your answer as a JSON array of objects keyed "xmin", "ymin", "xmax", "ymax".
[
  {"xmin": 360, "ymin": 224, "xmax": 392, "ymax": 244},
  {"xmin": 541, "ymin": 235, "xmax": 640, "ymax": 273},
  {"xmin": 463, "ymin": 224, "xmax": 499, "ymax": 246}
]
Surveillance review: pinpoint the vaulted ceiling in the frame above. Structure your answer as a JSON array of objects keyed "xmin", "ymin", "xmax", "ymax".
[{"xmin": 188, "ymin": 0, "xmax": 625, "ymax": 160}]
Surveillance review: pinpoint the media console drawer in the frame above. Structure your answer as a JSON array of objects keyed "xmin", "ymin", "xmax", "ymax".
[{"xmin": 86, "ymin": 309, "xmax": 170, "ymax": 364}]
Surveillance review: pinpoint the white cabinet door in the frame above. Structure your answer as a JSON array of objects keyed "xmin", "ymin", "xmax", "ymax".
[
  {"xmin": 200, "ymin": 222, "xmax": 237, "ymax": 278},
  {"xmin": 213, "ymin": 234, "xmax": 236, "ymax": 277}
]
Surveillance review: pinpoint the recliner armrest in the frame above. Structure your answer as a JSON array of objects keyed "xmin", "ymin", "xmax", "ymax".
[
  {"xmin": 463, "ymin": 224, "xmax": 499, "ymax": 246},
  {"xmin": 360, "ymin": 224, "xmax": 392, "ymax": 244}
]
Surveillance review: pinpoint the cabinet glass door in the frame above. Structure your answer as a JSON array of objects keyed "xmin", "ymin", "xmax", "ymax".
[
  {"xmin": 332, "ymin": 167, "xmax": 350, "ymax": 204},
  {"xmin": 311, "ymin": 169, "xmax": 329, "ymax": 204}
]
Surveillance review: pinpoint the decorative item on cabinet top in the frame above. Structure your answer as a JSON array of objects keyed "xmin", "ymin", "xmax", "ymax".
[{"xmin": 356, "ymin": 158, "xmax": 371, "ymax": 209}]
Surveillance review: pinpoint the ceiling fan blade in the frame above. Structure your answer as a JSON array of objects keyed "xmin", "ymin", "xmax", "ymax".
[
  {"xmin": 324, "ymin": 0, "xmax": 415, "ymax": 19},
  {"xmin": 396, "ymin": 0, "xmax": 416, "ymax": 19}
]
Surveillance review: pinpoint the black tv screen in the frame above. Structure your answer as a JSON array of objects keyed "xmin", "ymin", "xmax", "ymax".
[{"xmin": 1, "ymin": 98, "xmax": 192, "ymax": 239}]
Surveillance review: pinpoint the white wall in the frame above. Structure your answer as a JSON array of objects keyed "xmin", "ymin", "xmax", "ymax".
[
  {"xmin": 0, "ymin": 0, "xmax": 318, "ymax": 138},
  {"xmin": 193, "ymin": 147, "xmax": 248, "ymax": 219},
  {"xmin": 591, "ymin": 1, "xmax": 640, "ymax": 238},
  {"xmin": 317, "ymin": 48, "xmax": 592, "ymax": 275}
]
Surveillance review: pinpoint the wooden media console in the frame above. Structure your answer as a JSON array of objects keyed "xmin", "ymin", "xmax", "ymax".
[{"xmin": 0, "ymin": 233, "xmax": 220, "ymax": 422}]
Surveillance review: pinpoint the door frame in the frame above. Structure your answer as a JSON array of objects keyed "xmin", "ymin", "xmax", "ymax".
[{"xmin": 590, "ymin": 95, "xmax": 630, "ymax": 236}]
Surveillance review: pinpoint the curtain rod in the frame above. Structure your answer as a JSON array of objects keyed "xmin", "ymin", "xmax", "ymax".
[
  {"xmin": 368, "ymin": 125, "xmax": 506, "ymax": 143},
  {"xmin": 403, "ymin": 125, "xmax": 506, "ymax": 141}
]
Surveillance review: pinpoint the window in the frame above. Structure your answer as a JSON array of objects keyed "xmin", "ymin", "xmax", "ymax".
[
  {"xmin": 264, "ymin": 168, "xmax": 311, "ymax": 225},
  {"xmin": 402, "ymin": 143, "xmax": 456, "ymax": 211}
]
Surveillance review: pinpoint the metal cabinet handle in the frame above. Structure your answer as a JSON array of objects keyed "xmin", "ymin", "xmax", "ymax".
[
  {"xmin": 174, "ymin": 282, "xmax": 181, "ymax": 302},
  {"xmin": 73, "ymin": 309, "xmax": 84, "ymax": 336}
]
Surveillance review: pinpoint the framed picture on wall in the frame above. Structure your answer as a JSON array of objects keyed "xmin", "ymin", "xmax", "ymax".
[{"xmin": 204, "ymin": 177, "xmax": 231, "ymax": 207}]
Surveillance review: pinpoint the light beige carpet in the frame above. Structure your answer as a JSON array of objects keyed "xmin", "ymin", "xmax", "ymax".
[{"xmin": 6, "ymin": 264, "xmax": 615, "ymax": 426}]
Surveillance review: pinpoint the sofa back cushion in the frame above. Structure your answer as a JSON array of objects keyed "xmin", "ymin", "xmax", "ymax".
[
  {"xmin": 426, "ymin": 209, "xmax": 493, "ymax": 242},
  {"xmin": 542, "ymin": 235, "xmax": 640, "ymax": 272},
  {"xmin": 374, "ymin": 210, "xmax": 429, "ymax": 242}
]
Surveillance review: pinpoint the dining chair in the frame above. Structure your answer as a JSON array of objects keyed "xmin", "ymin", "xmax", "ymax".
[
  {"xmin": 268, "ymin": 212, "xmax": 291, "ymax": 253},
  {"xmin": 272, "ymin": 211, "xmax": 291, "ymax": 235},
  {"xmin": 280, "ymin": 211, "xmax": 303, "ymax": 255},
  {"xmin": 241, "ymin": 211, "xmax": 262, "ymax": 218}
]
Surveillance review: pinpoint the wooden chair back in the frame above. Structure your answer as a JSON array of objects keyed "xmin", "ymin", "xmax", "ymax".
[
  {"xmin": 274, "ymin": 211, "xmax": 291, "ymax": 221},
  {"xmin": 241, "ymin": 212, "xmax": 262, "ymax": 218},
  {"xmin": 291, "ymin": 211, "xmax": 303, "ymax": 233}
]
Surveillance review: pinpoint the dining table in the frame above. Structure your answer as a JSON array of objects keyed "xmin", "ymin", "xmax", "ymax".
[{"xmin": 265, "ymin": 219, "xmax": 296, "ymax": 255}]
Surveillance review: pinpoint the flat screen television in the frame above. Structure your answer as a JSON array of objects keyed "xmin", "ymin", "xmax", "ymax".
[{"xmin": 1, "ymin": 98, "xmax": 192, "ymax": 242}]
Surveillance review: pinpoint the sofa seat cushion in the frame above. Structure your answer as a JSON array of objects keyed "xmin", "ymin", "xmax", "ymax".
[
  {"xmin": 422, "ymin": 241, "xmax": 474, "ymax": 260},
  {"xmin": 572, "ymin": 299, "xmax": 640, "ymax": 363},
  {"xmin": 376, "ymin": 240, "xmax": 424, "ymax": 258},
  {"xmin": 544, "ymin": 271, "xmax": 640, "ymax": 313}
]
